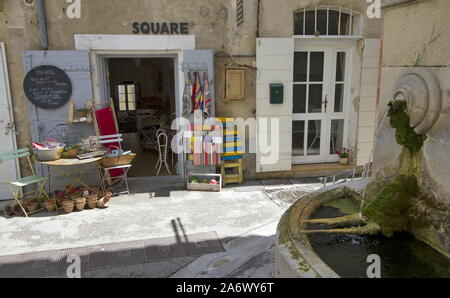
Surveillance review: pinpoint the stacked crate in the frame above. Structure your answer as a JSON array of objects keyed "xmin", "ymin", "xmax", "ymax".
[{"xmin": 217, "ymin": 118, "xmax": 244, "ymax": 186}]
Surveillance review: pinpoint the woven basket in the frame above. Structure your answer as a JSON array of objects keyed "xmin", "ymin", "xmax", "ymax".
[{"xmin": 100, "ymin": 154, "xmax": 136, "ymax": 168}]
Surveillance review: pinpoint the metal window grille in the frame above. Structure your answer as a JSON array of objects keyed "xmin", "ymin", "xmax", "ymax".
[
  {"xmin": 237, "ymin": 0, "xmax": 244, "ymax": 27},
  {"xmin": 294, "ymin": 6, "xmax": 357, "ymax": 36}
]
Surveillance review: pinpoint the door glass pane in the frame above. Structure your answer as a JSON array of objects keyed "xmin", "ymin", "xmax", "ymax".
[
  {"xmin": 292, "ymin": 121, "xmax": 305, "ymax": 156},
  {"xmin": 305, "ymin": 10, "xmax": 316, "ymax": 35},
  {"xmin": 310, "ymin": 52, "xmax": 324, "ymax": 82},
  {"xmin": 293, "ymin": 84, "xmax": 306, "ymax": 113},
  {"xmin": 330, "ymin": 119, "xmax": 345, "ymax": 155},
  {"xmin": 308, "ymin": 84, "xmax": 323, "ymax": 113},
  {"xmin": 335, "ymin": 83, "xmax": 344, "ymax": 113},
  {"xmin": 294, "ymin": 52, "xmax": 308, "ymax": 82},
  {"xmin": 336, "ymin": 52, "xmax": 346, "ymax": 82},
  {"xmin": 307, "ymin": 120, "xmax": 321, "ymax": 156}
]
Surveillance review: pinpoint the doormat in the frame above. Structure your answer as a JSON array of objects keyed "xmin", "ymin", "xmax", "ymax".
[{"xmin": 0, "ymin": 232, "xmax": 224, "ymax": 278}]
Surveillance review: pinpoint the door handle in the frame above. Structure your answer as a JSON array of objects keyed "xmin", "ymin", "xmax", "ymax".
[{"xmin": 322, "ymin": 95, "xmax": 328, "ymax": 113}]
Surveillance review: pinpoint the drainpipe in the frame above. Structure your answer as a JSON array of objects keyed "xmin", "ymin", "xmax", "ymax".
[
  {"xmin": 36, "ymin": 0, "xmax": 48, "ymax": 50},
  {"xmin": 256, "ymin": 0, "xmax": 260, "ymax": 38}
]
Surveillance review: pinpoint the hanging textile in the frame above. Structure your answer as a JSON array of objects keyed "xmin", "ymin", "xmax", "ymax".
[
  {"xmin": 182, "ymin": 73, "xmax": 193, "ymax": 118},
  {"xmin": 185, "ymin": 123, "xmax": 222, "ymax": 166},
  {"xmin": 193, "ymin": 72, "xmax": 205, "ymax": 113},
  {"xmin": 203, "ymin": 72, "xmax": 212, "ymax": 118},
  {"xmin": 191, "ymin": 72, "xmax": 199, "ymax": 113}
]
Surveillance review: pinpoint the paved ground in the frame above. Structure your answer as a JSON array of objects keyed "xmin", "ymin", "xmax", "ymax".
[{"xmin": 0, "ymin": 178, "xmax": 323, "ymax": 278}]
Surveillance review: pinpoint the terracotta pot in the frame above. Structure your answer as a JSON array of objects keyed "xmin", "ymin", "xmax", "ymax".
[
  {"xmin": 70, "ymin": 192, "xmax": 83, "ymax": 201},
  {"xmin": 3, "ymin": 205, "xmax": 14, "ymax": 217},
  {"xmin": 22, "ymin": 197, "xmax": 38, "ymax": 206},
  {"xmin": 86, "ymin": 194, "xmax": 98, "ymax": 209},
  {"xmin": 97, "ymin": 197, "xmax": 111, "ymax": 209},
  {"xmin": 26, "ymin": 202, "xmax": 40, "ymax": 213},
  {"xmin": 87, "ymin": 194, "xmax": 98, "ymax": 201},
  {"xmin": 73, "ymin": 197, "xmax": 86, "ymax": 204},
  {"xmin": 75, "ymin": 202, "xmax": 86, "ymax": 211},
  {"xmin": 13, "ymin": 204, "xmax": 25, "ymax": 216},
  {"xmin": 62, "ymin": 200, "xmax": 75, "ymax": 214},
  {"xmin": 74, "ymin": 197, "xmax": 86, "ymax": 211},
  {"xmin": 44, "ymin": 200, "xmax": 56, "ymax": 212}
]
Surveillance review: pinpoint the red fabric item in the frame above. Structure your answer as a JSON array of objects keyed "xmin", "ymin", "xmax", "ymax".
[{"xmin": 95, "ymin": 107, "xmax": 123, "ymax": 178}]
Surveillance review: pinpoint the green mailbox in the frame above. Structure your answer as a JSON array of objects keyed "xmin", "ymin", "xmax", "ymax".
[{"xmin": 270, "ymin": 83, "xmax": 284, "ymax": 104}]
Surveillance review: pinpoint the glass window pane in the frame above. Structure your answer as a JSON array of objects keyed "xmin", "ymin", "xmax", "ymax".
[
  {"xmin": 336, "ymin": 52, "xmax": 346, "ymax": 82},
  {"xmin": 127, "ymin": 85, "xmax": 135, "ymax": 93},
  {"xmin": 335, "ymin": 84, "xmax": 344, "ymax": 113},
  {"xmin": 330, "ymin": 119, "xmax": 345, "ymax": 155},
  {"xmin": 308, "ymin": 84, "xmax": 323, "ymax": 113},
  {"xmin": 119, "ymin": 93, "xmax": 126, "ymax": 101},
  {"xmin": 310, "ymin": 52, "xmax": 324, "ymax": 82},
  {"xmin": 119, "ymin": 103, "xmax": 127, "ymax": 111},
  {"xmin": 294, "ymin": 52, "xmax": 308, "ymax": 82},
  {"xmin": 340, "ymin": 13, "xmax": 350, "ymax": 35},
  {"xmin": 316, "ymin": 10, "xmax": 328, "ymax": 36},
  {"xmin": 305, "ymin": 10, "xmax": 315, "ymax": 35},
  {"xmin": 293, "ymin": 84, "xmax": 307, "ymax": 114},
  {"xmin": 118, "ymin": 85, "xmax": 126, "ymax": 93},
  {"xmin": 307, "ymin": 120, "xmax": 321, "ymax": 156},
  {"xmin": 294, "ymin": 12, "xmax": 304, "ymax": 35},
  {"xmin": 328, "ymin": 11, "xmax": 339, "ymax": 35},
  {"xmin": 292, "ymin": 121, "xmax": 305, "ymax": 156},
  {"xmin": 129, "ymin": 102, "xmax": 136, "ymax": 111}
]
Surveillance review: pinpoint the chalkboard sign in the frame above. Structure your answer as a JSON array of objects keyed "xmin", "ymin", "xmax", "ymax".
[{"xmin": 23, "ymin": 65, "xmax": 72, "ymax": 109}]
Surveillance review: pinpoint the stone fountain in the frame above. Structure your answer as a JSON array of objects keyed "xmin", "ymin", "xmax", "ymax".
[{"xmin": 275, "ymin": 68, "xmax": 450, "ymax": 278}]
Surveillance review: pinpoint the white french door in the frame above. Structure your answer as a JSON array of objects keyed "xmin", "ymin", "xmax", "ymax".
[{"xmin": 292, "ymin": 42, "xmax": 351, "ymax": 164}]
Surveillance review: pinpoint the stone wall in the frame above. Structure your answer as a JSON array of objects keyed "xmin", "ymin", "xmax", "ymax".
[{"xmin": 374, "ymin": 0, "xmax": 450, "ymax": 255}]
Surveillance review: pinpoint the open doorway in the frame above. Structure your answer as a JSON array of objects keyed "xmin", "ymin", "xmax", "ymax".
[{"xmin": 107, "ymin": 57, "xmax": 177, "ymax": 177}]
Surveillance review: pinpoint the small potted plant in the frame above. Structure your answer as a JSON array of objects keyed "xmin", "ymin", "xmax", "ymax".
[{"xmin": 337, "ymin": 148, "xmax": 350, "ymax": 165}]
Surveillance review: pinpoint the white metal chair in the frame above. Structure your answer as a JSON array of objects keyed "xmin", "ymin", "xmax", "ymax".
[
  {"xmin": 98, "ymin": 134, "xmax": 132, "ymax": 195},
  {"xmin": 155, "ymin": 129, "xmax": 171, "ymax": 176}
]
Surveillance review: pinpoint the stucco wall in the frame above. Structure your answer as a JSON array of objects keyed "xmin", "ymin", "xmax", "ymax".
[{"xmin": 259, "ymin": 0, "xmax": 380, "ymax": 38}]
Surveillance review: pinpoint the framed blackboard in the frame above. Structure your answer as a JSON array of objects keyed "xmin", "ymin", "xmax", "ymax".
[{"xmin": 23, "ymin": 65, "xmax": 73, "ymax": 109}]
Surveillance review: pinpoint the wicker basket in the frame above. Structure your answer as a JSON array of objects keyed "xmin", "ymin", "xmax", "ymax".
[{"xmin": 100, "ymin": 153, "xmax": 136, "ymax": 168}]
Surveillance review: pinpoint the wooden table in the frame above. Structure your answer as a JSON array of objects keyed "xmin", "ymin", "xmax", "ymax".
[{"xmin": 35, "ymin": 157, "xmax": 104, "ymax": 196}]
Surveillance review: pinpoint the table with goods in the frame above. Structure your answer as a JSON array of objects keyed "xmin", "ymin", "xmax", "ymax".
[{"xmin": 5, "ymin": 136, "xmax": 134, "ymax": 216}]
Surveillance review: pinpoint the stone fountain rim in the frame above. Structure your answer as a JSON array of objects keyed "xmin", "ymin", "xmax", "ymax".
[{"xmin": 276, "ymin": 179, "xmax": 371, "ymax": 278}]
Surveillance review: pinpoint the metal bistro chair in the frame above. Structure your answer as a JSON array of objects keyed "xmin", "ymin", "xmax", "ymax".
[
  {"xmin": 0, "ymin": 148, "xmax": 50, "ymax": 217},
  {"xmin": 155, "ymin": 129, "xmax": 171, "ymax": 176},
  {"xmin": 98, "ymin": 134, "xmax": 133, "ymax": 195}
]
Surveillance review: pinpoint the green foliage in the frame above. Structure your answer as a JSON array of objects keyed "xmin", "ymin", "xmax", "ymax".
[
  {"xmin": 388, "ymin": 101, "xmax": 426, "ymax": 152},
  {"xmin": 363, "ymin": 175, "xmax": 419, "ymax": 237}
]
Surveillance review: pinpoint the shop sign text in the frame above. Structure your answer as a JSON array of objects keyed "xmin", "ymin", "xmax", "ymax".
[{"xmin": 132, "ymin": 22, "xmax": 189, "ymax": 35}]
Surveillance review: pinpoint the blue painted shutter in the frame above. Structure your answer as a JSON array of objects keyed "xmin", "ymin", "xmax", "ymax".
[{"xmin": 22, "ymin": 50, "xmax": 96, "ymax": 187}]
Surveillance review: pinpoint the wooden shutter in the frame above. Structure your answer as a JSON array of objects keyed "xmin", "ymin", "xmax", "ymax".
[{"xmin": 225, "ymin": 68, "xmax": 245, "ymax": 101}]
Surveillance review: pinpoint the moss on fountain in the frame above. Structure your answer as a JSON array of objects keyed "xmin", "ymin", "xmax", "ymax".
[
  {"xmin": 362, "ymin": 174, "xmax": 419, "ymax": 237},
  {"xmin": 362, "ymin": 101, "xmax": 450, "ymax": 257},
  {"xmin": 388, "ymin": 100, "xmax": 426, "ymax": 153}
]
